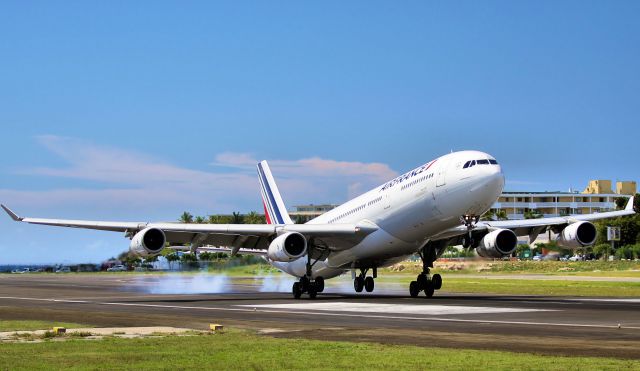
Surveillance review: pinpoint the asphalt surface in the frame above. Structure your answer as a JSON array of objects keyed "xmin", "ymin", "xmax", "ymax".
[{"xmin": 2, "ymin": 273, "xmax": 640, "ymax": 358}]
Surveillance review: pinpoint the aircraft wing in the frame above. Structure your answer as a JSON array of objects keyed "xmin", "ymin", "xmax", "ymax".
[
  {"xmin": 0, "ymin": 204, "xmax": 377, "ymax": 250},
  {"xmin": 432, "ymin": 196, "xmax": 636, "ymax": 244}
]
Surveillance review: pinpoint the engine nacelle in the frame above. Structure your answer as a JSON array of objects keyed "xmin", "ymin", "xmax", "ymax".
[
  {"xmin": 267, "ymin": 232, "xmax": 307, "ymax": 262},
  {"xmin": 556, "ymin": 221, "xmax": 597, "ymax": 249},
  {"xmin": 129, "ymin": 227, "xmax": 166, "ymax": 257},
  {"xmin": 476, "ymin": 229, "xmax": 518, "ymax": 258}
]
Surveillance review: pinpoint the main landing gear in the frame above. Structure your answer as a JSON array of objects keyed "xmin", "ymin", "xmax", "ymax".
[
  {"xmin": 292, "ymin": 275, "xmax": 324, "ymax": 299},
  {"xmin": 409, "ymin": 245, "xmax": 443, "ymax": 298},
  {"xmin": 353, "ymin": 268, "xmax": 376, "ymax": 293},
  {"xmin": 292, "ymin": 251, "xmax": 325, "ymax": 299}
]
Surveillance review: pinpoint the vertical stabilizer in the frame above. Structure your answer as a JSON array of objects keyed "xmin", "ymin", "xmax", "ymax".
[{"xmin": 257, "ymin": 161, "xmax": 293, "ymax": 225}]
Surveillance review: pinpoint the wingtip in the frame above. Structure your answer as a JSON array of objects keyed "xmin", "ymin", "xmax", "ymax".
[{"xmin": 1, "ymin": 204, "xmax": 23, "ymax": 221}]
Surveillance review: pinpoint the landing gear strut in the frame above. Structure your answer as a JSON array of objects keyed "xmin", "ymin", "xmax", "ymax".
[
  {"xmin": 409, "ymin": 246, "xmax": 443, "ymax": 298},
  {"xmin": 354, "ymin": 267, "xmax": 376, "ymax": 293}
]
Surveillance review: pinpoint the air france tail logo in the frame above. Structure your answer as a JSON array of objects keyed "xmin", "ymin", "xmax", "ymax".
[{"xmin": 380, "ymin": 160, "xmax": 437, "ymax": 192}]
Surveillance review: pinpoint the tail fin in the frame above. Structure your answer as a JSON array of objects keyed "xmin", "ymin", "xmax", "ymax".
[{"xmin": 257, "ymin": 161, "xmax": 293, "ymax": 225}]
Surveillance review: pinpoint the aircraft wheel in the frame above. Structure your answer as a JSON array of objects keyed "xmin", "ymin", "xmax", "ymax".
[
  {"xmin": 315, "ymin": 277, "xmax": 325, "ymax": 293},
  {"xmin": 432, "ymin": 274, "xmax": 442, "ymax": 290},
  {"xmin": 417, "ymin": 274, "xmax": 428, "ymax": 290},
  {"xmin": 424, "ymin": 281, "xmax": 435, "ymax": 298},
  {"xmin": 292, "ymin": 282, "xmax": 302, "ymax": 299},
  {"xmin": 300, "ymin": 276, "xmax": 310, "ymax": 291},
  {"xmin": 409, "ymin": 281, "xmax": 419, "ymax": 297},
  {"xmin": 308, "ymin": 284, "xmax": 317, "ymax": 299},
  {"xmin": 354, "ymin": 276, "xmax": 364, "ymax": 293},
  {"xmin": 364, "ymin": 276, "xmax": 375, "ymax": 292}
]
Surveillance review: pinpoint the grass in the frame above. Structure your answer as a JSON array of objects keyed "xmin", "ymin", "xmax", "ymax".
[
  {"xmin": 382, "ymin": 260, "xmax": 640, "ymax": 276},
  {"xmin": 0, "ymin": 320, "xmax": 90, "ymax": 332},
  {"xmin": 0, "ymin": 329, "xmax": 638, "ymax": 370},
  {"xmin": 438, "ymin": 277, "xmax": 640, "ymax": 296}
]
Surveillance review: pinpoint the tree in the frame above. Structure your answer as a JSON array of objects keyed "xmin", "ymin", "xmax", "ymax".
[
  {"xmin": 231, "ymin": 212, "xmax": 244, "ymax": 224},
  {"xmin": 179, "ymin": 212, "xmax": 193, "ymax": 223},
  {"xmin": 208, "ymin": 215, "xmax": 229, "ymax": 224},
  {"xmin": 615, "ymin": 197, "xmax": 627, "ymax": 210},
  {"xmin": 481, "ymin": 210, "xmax": 496, "ymax": 221},
  {"xmin": 634, "ymin": 193, "xmax": 640, "ymax": 213},
  {"xmin": 165, "ymin": 252, "xmax": 180, "ymax": 270},
  {"xmin": 495, "ymin": 210, "xmax": 508, "ymax": 221},
  {"xmin": 194, "ymin": 216, "xmax": 206, "ymax": 224},
  {"xmin": 244, "ymin": 211, "xmax": 266, "ymax": 224},
  {"xmin": 524, "ymin": 209, "xmax": 543, "ymax": 219}
]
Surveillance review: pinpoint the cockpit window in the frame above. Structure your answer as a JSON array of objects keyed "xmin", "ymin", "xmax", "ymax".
[{"xmin": 463, "ymin": 158, "xmax": 498, "ymax": 169}]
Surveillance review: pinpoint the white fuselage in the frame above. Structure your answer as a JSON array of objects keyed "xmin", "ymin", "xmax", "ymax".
[{"xmin": 270, "ymin": 150, "xmax": 505, "ymax": 279}]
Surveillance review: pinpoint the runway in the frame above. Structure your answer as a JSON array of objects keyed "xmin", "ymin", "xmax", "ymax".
[{"xmin": 2, "ymin": 273, "xmax": 640, "ymax": 358}]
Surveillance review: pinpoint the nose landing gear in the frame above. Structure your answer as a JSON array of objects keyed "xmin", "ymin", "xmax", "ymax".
[{"xmin": 460, "ymin": 215, "xmax": 480, "ymax": 248}]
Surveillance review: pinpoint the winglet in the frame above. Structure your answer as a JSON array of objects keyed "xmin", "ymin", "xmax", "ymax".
[
  {"xmin": 1, "ymin": 204, "xmax": 24, "ymax": 221},
  {"xmin": 626, "ymin": 196, "xmax": 635, "ymax": 212}
]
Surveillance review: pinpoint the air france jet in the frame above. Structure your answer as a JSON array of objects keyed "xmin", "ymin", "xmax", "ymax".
[{"xmin": 2, "ymin": 151, "xmax": 636, "ymax": 299}]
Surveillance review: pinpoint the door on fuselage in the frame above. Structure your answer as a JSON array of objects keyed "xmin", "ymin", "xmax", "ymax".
[{"xmin": 436, "ymin": 158, "xmax": 449, "ymax": 187}]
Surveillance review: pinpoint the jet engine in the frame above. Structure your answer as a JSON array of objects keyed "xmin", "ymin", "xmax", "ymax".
[
  {"xmin": 267, "ymin": 232, "xmax": 307, "ymax": 262},
  {"xmin": 129, "ymin": 227, "xmax": 166, "ymax": 257},
  {"xmin": 556, "ymin": 221, "xmax": 597, "ymax": 249},
  {"xmin": 476, "ymin": 229, "xmax": 518, "ymax": 258}
]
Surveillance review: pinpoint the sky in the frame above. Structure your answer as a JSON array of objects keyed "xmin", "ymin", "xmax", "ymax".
[{"xmin": 0, "ymin": 1, "xmax": 638, "ymax": 264}]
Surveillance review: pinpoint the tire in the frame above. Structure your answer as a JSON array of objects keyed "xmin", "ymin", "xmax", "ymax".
[
  {"xmin": 315, "ymin": 277, "xmax": 325, "ymax": 293},
  {"xmin": 432, "ymin": 274, "xmax": 442, "ymax": 290},
  {"xmin": 417, "ymin": 274, "xmax": 427, "ymax": 290},
  {"xmin": 354, "ymin": 277, "xmax": 364, "ymax": 293},
  {"xmin": 308, "ymin": 284, "xmax": 317, "ymax": 299},
  {"xmin": 292, "ymin": 282, "xmax": 302, "ymax": 299},
  {"xmin": 409, "ymin": 281, "xmax": 419, "ymax": 297},
  {"xmin": 424, "ymin": 281, "xmax": 435, "ymax": 298},
  {"xmin": 300, "ymin": 276, "xmax": 310, "ymax": 292},
  {"xmin": 364, "ymin": 276, "xmax": 374, "ymax": 292}
]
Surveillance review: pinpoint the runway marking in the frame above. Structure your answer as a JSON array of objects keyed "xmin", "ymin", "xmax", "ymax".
[
  {"xmin": 570, "ymin": 298, "xmax": 640, "ymax": 303},
  {"xmin": 238, "ymin": 302, "xmax": 552, "ymax": 316},
  {"xmin": 1, "ymin": 296, "xmax": 639, "ymax": 331}
]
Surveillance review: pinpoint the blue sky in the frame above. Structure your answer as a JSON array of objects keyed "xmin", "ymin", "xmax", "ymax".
[{"xmin": 1, "ymin": 1, "xmax": 638, "ymax": 264}]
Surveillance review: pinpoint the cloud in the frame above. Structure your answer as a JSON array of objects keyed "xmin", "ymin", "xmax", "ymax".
[{"xmin": 4, "ymin": 136, "xmax": 398, "ymax": 214}]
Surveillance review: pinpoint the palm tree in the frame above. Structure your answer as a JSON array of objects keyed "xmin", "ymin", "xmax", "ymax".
[
  {"xmin": 231, "ymin": 212, "xmax": 244, "ymax": 224},
  {"xmin": 179, "ymin": 211, "xmax": 193, "ymax": 223},
  {"xmin": 208, "ymin": 215, "xmax": 227, "ymax": 224},
  {"xmin": 194, "ymin": 216, "xmax": 206, "ymax": 224},
  {"xmin": 495, "ymin": 210, "xmax": 508, "ymax": 220},
  {"xmin": 481, "ymin": 210, "xmax": 496, "ymax": 221},
  {"xmin": 244, "ymin": 211, "xmax": 265, "ymax": 224}
]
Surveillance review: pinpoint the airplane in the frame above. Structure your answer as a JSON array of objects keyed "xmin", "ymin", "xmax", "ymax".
[{"xmin": 2, "ymin": 150, "xmax": 636, "ymax": 299}]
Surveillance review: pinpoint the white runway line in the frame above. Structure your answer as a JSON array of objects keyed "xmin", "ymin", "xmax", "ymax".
[
  {"xmin": 239, "ymin": 302, "xmax": 553, "ymax": 315},
  {"xmin": 570, "ymin": 298, "xmax": 640, "ymax": 303},
  {"xmin": 1, "ymin": 296, "xmax": 639, "ymax": 330}
]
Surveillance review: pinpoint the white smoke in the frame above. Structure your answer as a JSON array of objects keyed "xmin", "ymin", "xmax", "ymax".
[
  {"xmin": 138, "ymin": 273, "xmax": 230, "ymax": 294},
  {"xmin": 258, "ymin": 274, "xmax": 295, "ymax": 292}
]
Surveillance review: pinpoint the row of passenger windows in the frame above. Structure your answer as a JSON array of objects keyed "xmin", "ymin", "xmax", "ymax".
[
  {"xmin": 401, "ymin": 173, "xmax": 433, "ymax": 190},
  {"xmin": 329, "ymin": 196, "xmax": 383, "ymax": 224},
  {"xmin": 463, "ymin": 159, "xmax": 498, "ymax": 169}
]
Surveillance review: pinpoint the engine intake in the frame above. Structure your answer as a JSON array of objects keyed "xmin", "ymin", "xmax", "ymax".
[
  {"xmin": 476, "ymin": 229, "xmax": 518, "ymax": 258},
  {"xmin": 267, "ymin": 232, "xmax": 307, "ymax": 262},
  {"xmin": 129, "ymin": 227, "xmax": 166, "ymax": 257},
  {"xmin": 556, "ymin": 221, "xmax": 597, "ymax": 249}
]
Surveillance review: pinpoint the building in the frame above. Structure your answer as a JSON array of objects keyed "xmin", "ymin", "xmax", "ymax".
[{"xmin": 289, "ymin": 204, "xmax": 339, "ymax": 223}]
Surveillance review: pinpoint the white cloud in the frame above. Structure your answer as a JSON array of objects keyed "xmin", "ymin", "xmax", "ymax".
[{"xmin": 3, "ymin": 136, "xmax": 398, "ymax": 214}]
